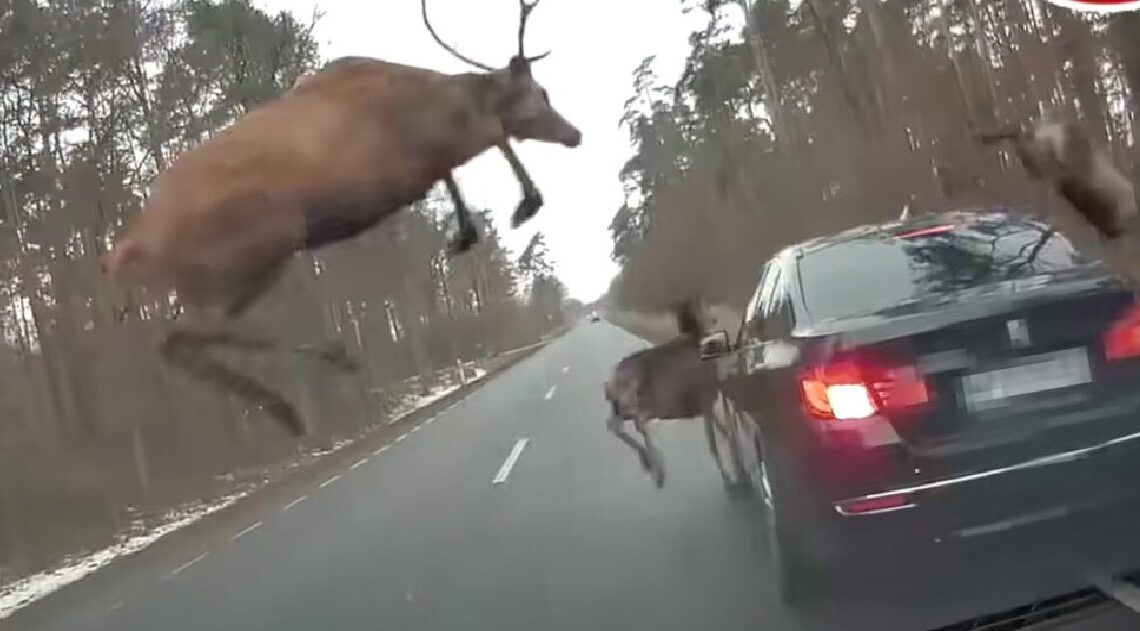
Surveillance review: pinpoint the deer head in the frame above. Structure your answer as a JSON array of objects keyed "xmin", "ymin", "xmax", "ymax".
[{"xmin": 421, "ymin": 0, "xmax": 582, "ymax": 148}]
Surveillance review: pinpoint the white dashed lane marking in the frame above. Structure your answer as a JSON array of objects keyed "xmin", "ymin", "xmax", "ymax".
[
  {"xmin": 283, "ymin": 495, "xmax": 307, "ymax": 511},
  {"xmin": 168, "ymin": 553, "xmax": 207, "ymax": 577},
  {"xmin": 544, "ymin": 386, "xmax": 557, "ymax": 401},
  {"xmin": 492, "ymin": 438, "xmax": 530, "ymax": 485},
  {"xmin": 350, "ymin": 458, "xmax": 368, "ymax": 470},
  {"xmin": 232, "ymin": 521, "xmax": 262, "ymax": 541},
  {"xmin": 319, "ymin": 475, "xmax": 341, "ymax": 489}
]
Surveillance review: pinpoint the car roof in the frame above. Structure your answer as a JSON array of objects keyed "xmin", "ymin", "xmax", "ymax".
[{"xmin": 785, "ymin": 205, "xmax": 1044, "ymax": 260}]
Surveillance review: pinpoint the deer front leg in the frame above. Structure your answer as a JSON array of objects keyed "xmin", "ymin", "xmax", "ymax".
[
  {"xmin": 606, "ymin": 414, "xmax": 651, "ymax": 472},
  {"xmin": 635, "ymin": 416, "xmax": 665, "ymax": 489},
  {"xmin": 498, "ymin": 141, "xmax": 544, "ymax": 229},
  {"xmin": 442, "ymin": 173, "xmax": 480, "ymax": 256}
]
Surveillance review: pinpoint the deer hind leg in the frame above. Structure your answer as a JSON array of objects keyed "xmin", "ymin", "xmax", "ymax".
[
  {"xmin": 160, "ymin": 327, "xmax": 305, "ymax": 436},
  {"xmin": 498, "ymin": 141, "xmax": 544, "ymax": 229},
  {"xmin": 221, "ymin": 265, "xmax": 360, "ymax": 374},
  {"xmin": 634, "ymin": 416, "xmax": 665, "ymax": 489},
  {"xmin": 442, "ymin": 173, "xmax": 480, "ymax": 256},
  {"xmin": 606, "ymin": 413, "xmax": 651, "ymax": 472},
  {"xmin": 164, "ymin": 325, "xmax": 358, "ymax": 374}
]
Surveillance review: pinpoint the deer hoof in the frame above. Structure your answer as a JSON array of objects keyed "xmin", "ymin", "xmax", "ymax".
[
  {"xmin": 446, "ymin": 230, "xmax": 479, "ymax": 257},
  {"xmin": 511, "ymin": 191, "xmax": 544, "ymax": 229},
  {"xmin": 263, "ymin": 400, "xmax": 305, "ymax": 437},
  {"xmin": 316, "ymin": 341, "xmax": 361, "ymax": 374},
  {"xmin": 648, "ymin": 458, "xmax": 665, "ymax": 488}
]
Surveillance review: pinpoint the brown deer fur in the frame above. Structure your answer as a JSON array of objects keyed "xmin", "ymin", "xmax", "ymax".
[
  {"xmin": 979, "ymin": 119, "xmax": 1137, "ymax": 241},
  {"xmin": 980, "ymin": 117, "xmax": 1140, "ymax": 288},
  {"xmin": 604, "ymin": 299, "xmax": 730, "ymax": 489}
]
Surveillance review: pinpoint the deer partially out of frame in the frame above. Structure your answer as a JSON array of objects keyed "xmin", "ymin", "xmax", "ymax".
[
  {"xmin": 978, "ymin": 118, "xmax": 1138, "ymax": 246},
  {"xmin": 603, "ymin": 299, "xmax": 732, "ymax": 489},
  {"xmin": 100, "ymin": 0, "xmax": 581, "ymax": 436}
]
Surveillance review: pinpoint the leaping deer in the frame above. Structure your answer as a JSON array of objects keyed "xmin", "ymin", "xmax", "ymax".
[{"xmin": 100, "ymin": 0, "xmax": 582, "ymax": 436}]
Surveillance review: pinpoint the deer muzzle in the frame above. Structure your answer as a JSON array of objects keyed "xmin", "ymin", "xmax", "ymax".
[{"xmin": 561, "ymin": 125, "xmax": 582, "ymax": 148}]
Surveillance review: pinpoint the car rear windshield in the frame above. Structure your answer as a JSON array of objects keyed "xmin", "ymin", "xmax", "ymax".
[{"xmin": 796, "ymin": 214, "xmax": 1092, "ymax": 322}]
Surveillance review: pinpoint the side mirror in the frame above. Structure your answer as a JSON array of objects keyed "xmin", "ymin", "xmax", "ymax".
[{"xmin": 700, "ymin": 330, "xmax": 731, "ymax": 358}]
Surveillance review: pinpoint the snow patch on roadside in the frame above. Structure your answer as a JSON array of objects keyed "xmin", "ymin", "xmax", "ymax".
[
  {"xmin": 386, "ymin": 367, "xmax": 487, "ymax": 424},
  {"xmin": 0, "ymin": 357, "xmax": 498, "ymax": 619},
  {"xmin": 0, "ymin": 491, "xmax": 249, "ymax": 620}
]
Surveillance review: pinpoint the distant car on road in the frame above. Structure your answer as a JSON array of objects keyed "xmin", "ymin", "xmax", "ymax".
[
  {"xmin": 705, "ymin": 208, "xmax": 1140, "ymax": 606},
  {"xmin": 589, "ymin": 311, "xmax": 601, "ymax": 323}
]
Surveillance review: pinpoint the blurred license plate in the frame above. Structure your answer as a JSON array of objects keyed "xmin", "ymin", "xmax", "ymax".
[{"xmin": 960, "ymin": 347, "xmax": 1091, "ymax": 413}]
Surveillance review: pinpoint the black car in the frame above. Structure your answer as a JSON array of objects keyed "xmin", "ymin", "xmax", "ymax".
[{"xmin": 705, "ymin": 208, "xmax": 1140, "ymax": 605}]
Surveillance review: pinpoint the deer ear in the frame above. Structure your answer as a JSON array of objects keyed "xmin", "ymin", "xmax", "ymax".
[{"xmin": 508, "ymin": 56, "xmax": 531, "ymax": 78}]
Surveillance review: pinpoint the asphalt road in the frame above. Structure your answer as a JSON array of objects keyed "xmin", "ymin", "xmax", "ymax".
[{"xmin": 5, "ymin": 321, "xmax": 1140, "ymax": 631}]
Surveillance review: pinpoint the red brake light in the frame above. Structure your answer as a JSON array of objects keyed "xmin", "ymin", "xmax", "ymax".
[
  {"xmin": 894, "ymin": 224, "xmax": 956, "ymax": 239},
  {"xmin": 799, "ymin": 353, "xmax": 930, "ymax": 421},
  {"xmin": 1104, "ymin": 302, "xmax": 1140, "ymax": 361}
]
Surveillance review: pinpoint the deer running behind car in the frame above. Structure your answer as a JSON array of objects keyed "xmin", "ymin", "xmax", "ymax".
[
  {"xmin": 603, "ymin": 299, "xmax": 738, "ymax": 489},
  {"xmin": 100, "ymin": 0, "xmax": 581, "ymax": 436}
]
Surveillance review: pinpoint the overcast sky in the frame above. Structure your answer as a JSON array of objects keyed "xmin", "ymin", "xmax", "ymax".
[{"xmin": 256, "ymin": 0, "xmax": 704, "ymax": 302}]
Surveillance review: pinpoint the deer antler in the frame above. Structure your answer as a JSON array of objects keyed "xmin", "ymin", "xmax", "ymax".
[
  {"xmin": 421, "ymin": 0, "xmax": 495, "ymax": 71},
  {"xmin": 516, "ymin": 0, "xmax": 551, "ymax": 63}
]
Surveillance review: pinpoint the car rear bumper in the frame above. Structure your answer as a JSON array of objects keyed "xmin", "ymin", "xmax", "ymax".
[{"xmin": 801, "ymin": 428, "xmax": 1140, "ymax": 572}]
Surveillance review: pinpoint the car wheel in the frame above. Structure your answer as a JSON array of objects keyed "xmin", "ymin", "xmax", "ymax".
[{"xmin": 756, "ymin": 438, "xmax": 820, "ymax": 608}]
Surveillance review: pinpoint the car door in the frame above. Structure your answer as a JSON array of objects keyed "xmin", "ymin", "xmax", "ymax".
[
  {"xmin": 708, "ymin": 261, "xmax": 775, "ymax": 468},
  {"xmin": 721, "ymin": 259, "xmax": 787, "ymax": 407},
  {"xmin": 727, "ymin": 256, "xmax": 804, "ymax": 456},
  {"xmin": 711, "ymin": 264, "xmax": 763, "ymax": 404}
]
